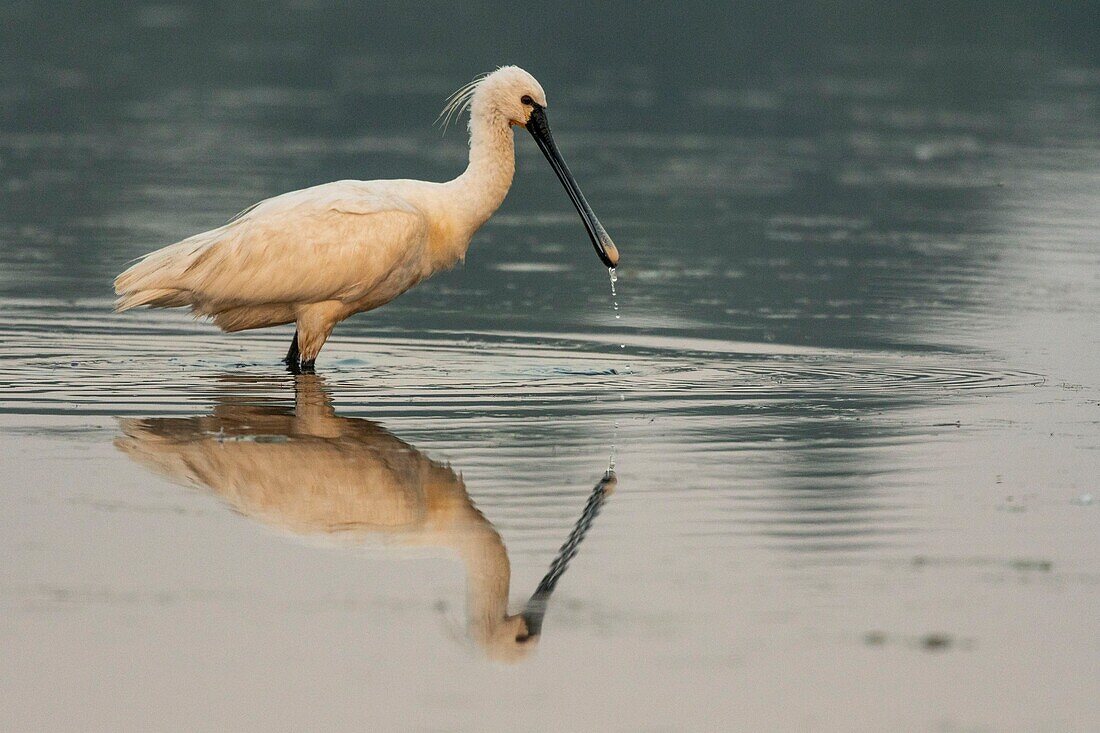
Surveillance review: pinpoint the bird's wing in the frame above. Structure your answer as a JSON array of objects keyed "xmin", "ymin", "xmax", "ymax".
[{"xmin": 119, "ymin": 181, "xmax": 430, "ymax": 309}]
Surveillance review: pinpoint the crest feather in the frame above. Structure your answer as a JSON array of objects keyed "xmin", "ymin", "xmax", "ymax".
[{"xmin": 435, "ymin": 72, "xmax": 489, "ymax": 135}]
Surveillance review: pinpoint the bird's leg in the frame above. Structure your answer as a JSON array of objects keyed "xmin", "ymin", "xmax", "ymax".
[
  {"xmin": 284, "ymin": 330, "xmax": 300, "ymax": 366},
  {"xmin": 291, "ymin": 304, "xmax": 339, "ymax": 375}
]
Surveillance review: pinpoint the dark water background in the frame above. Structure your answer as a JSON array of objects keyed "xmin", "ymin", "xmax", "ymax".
[{"xmin": 1, "ymin": 2, "xmax": 1099, "ymax": 730}]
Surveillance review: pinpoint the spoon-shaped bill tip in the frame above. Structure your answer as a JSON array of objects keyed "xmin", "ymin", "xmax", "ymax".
[
  {"xmin": 600, "ymin": 235, "xmax": 620, "ymax": 268},
  {"xmin": 598, "ymin": 469, "xmax": 617, "ymax": 494}
]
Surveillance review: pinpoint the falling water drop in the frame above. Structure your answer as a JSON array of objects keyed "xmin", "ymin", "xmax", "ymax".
[
  {"xmin": 606, "ymin": 266, "xmax": 631, "ymax": 472},
  {"xmin": 609, "ymin": 418, "xmax": 618, "ymax": 471},
  {"xmin": 608, "ymin": 267, "xmax": 621, "ymax": 320}
]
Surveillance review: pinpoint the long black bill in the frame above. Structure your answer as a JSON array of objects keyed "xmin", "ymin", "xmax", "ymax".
[
  {"xmin": 526, "ymin": 104, "xmax": 620, "ymax": 268},
  {"xmin": 519, "ymin": 470, "xmax": 615, "ymax": 639}
]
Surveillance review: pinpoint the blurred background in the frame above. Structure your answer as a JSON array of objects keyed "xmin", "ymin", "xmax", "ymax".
[
  {"xmin": 2, "ymin": 0, "xmax": 1097, "ymax": 349},
  {"xmin": 1, "ymin": 2, "xmax": 1099, "ymax": 731}
]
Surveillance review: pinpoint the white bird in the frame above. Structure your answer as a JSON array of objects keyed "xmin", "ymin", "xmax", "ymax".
[
  {"xmin": 115, "ymin": 374, "xmax": 615, "ymax": 662},
  {"xmin": 114, "ymin": 65, "xmax": 620, "ymax": 372}
]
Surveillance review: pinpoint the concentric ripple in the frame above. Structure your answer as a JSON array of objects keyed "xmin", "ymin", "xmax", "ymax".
[{"xmin": 0, "ymin": 302, "xmax": 1042, "ymax": 417}]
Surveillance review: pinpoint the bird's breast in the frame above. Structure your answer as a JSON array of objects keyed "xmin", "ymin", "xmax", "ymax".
[{"xmin": 426, "ymin": 215, "xmax": 473, "ymax": 273}]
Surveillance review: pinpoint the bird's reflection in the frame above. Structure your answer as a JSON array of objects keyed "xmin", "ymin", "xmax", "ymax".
[{"xmin": 115, "ymin": 374, "xmax": 613, "ymax": 662}]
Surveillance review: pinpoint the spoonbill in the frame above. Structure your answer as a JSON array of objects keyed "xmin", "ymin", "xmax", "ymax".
[
  {"xmin": 114, "ymin": 65, "xmax": 620, "ymax": 372},
  {"xmin": 116, "ymin": 374, "xmax": 614, "ymax": 661}
]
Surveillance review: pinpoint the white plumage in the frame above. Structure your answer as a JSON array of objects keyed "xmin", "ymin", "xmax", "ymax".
[
  {"xmin": 115, "ymin": 65, "xmax": 619, "ymax": 371},
  {"xmin": 115, "ymin": 375, "xmax": 539, "ymax": 661}
]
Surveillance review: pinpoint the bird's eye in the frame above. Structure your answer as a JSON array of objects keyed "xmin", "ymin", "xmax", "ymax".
[{"xmin": 521, "ymin": 95, "xmax": 533, "ymax": 105}]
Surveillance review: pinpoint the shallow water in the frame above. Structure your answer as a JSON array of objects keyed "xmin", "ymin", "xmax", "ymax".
[{"xmin": 2, "ymin": 2, "xmax": 1100, "ymax": 730}]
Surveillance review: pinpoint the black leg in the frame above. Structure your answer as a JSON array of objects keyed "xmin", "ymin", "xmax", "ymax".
[
  {"xmin": 284, "ymin": 330, "xmax": 300, "ymax": 366},
  {"xmin": 299, "ymin": 358, "xmax": 316, "ymax": 374}
]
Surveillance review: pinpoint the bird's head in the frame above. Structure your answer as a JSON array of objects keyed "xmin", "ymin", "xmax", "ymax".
[
  {"xmin": 475, "ymin": 613, "xmax": 540, "ymax": 664},
  {"xmin": 441, "ymin": 65, "xmax": 620, "ymax": 269},
  {"xmin": 473, "ymin": 65, "xmax": 548, "ymax": 127}
]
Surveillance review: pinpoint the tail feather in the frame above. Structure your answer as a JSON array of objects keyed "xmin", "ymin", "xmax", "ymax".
[
  {"xmin": 114, "ymin": 228, "xmax": 225, "ymax": 311},
  {"xmin": 114, "ymin": 288, "xmax": 190, "ymax": 312}
]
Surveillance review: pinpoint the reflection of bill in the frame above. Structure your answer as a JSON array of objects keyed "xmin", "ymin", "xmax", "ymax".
[
  {"xmin": 522, "ymin": 471, "xmax": 615, "ymax": 638},
  {"xmin": 115, "ymin": 374, "xmax": 613, "ymax": 663}
]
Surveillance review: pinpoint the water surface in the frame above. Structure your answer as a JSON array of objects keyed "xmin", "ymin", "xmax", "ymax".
[{"xmin": 2, "ymin": 3, "xmax": 1099, "ymax": 730}]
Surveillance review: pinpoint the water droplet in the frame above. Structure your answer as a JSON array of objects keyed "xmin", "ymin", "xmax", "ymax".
[
  {"xmin": 608, "ymin": 269, "xmax": 620, "ymax": 321},
  {"xmin": 606, "ymin": 266, "xmax": 631, "ymax": 472}
]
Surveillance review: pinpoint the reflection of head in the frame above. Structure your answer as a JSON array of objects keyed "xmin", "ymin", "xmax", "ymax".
[{"xmin": 115, "ymin": 374, "xmax": 538, "ymax": 661}]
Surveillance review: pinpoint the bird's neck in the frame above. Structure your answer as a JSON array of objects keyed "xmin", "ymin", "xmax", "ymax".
[
  {"xmin": 448, "ymin": 112, "xmax": 516, "ymax": 232},
  {"xmin": 435, "ymin": 486, "xmax": 513, "ymax": 640},
  {"xmin": 457, "ymin": 521, "xmax": 512, "ymax": 639}
]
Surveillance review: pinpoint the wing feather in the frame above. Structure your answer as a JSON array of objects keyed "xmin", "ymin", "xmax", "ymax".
[{"xmin": 116, "ymin": 181, "xmax": 430, "ymax": 312}]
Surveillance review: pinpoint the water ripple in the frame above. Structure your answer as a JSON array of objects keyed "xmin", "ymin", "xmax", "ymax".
[{"xmin": 0, "ymin": 304, "xmax": 1041, "ymax": 417}]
